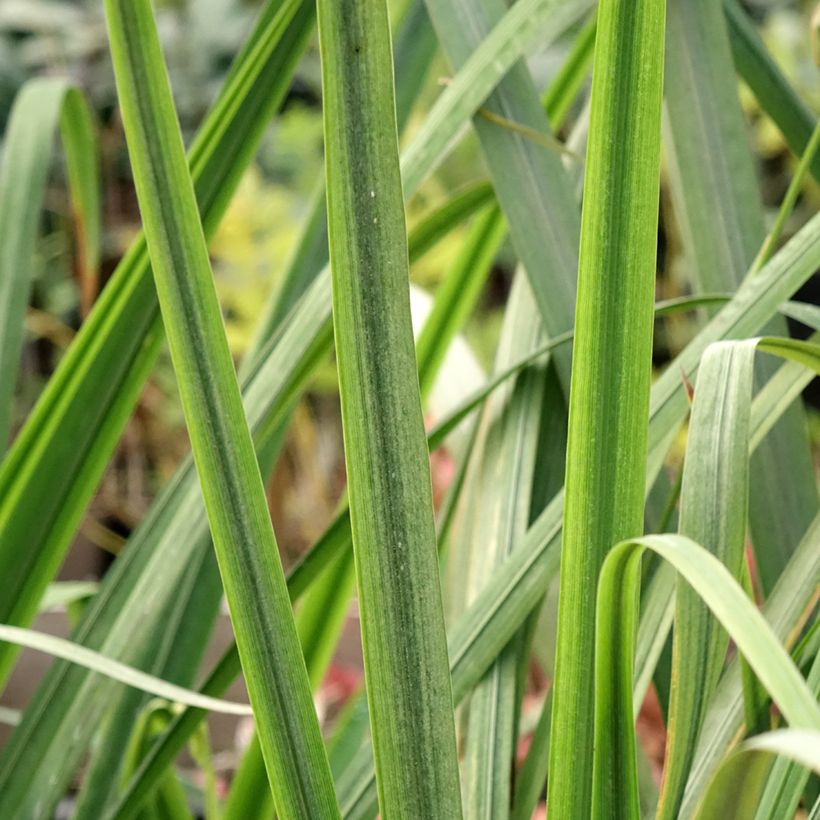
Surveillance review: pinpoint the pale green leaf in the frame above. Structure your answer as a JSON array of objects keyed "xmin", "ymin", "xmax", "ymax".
[{"xmin": 0, "ymin": 625, "xmax": 251, "ymax": 715}]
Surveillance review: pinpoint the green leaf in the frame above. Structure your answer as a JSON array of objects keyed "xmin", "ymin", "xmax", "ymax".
[
  {"xmin": 654, "ymin": 341, "xmax": 754, "ymax": 818},
  {"xmin": 724, "ymin": 0, "xmax": 820, "ymax": 184},
  {"xmin": 594, "ymin": 534, "xmax": 820, "ymax": 817},
  {"xmin": 247, "ymin": 0, "xmax": 435, "ymax": 359},
  {"xmin": 511, "ymin": 689, "xmax": 552, "ymax": 820},
  {"xmin": 542, "ymin": 15, "xmax": 596, "ymax": 127},
  {"xmin": 752, "ymin": 650, "xmax": 820, "ymax": 820},
  {"xmin": 680, "ymin": 511, "xmax": 820, "ymax": 815},
  {"xmin": 0, "ymin": 625, "xmax": 251, "ymax": 715},
  {"xmin": 103, "ymin": 0, "xmax": 339, "ymax": 816},
  {"xmin": 407, "ymin": 181, "xmax": 495, "ymax": 265},
  {"xmin": 0, "ymin": 78, "xmax": 99, "ymax": 448},
  {"xmin": 400, "ymin": 0, "xmax": 593, "ymax": 198},
  {"xmin": 416, "ymin": 206, "xmax": 505, "ymax": 400},
  {"xmin": 459, "ymin": 275, "xmax": 547, "ymax": 817},
  {"xmin": 547, "ymin": 0, "xmax": 666, "ymax": 814},
  {"xmin": 664, "ymin": 0, "xmax": 818, "ymax": 595},
  {"xmin": 71, "ymin": 541, "xmax": 223, "ymax": 820},
  {"xmin": 424, "ymin": 0, "xmax": 583, "ymax": 384},
  {"xmin": 317, "ymin": 0, "xmax": 461, "ymax": 812},
  {"xmin": 695, "ymin": 730, "xmax": 820, "ymax": 819},
  {"xmin": 0, "ymin": 0, "xmax": 314, "ymax": 685}
]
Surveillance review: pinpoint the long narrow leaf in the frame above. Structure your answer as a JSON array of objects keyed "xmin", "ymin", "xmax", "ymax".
[
  {"xmin": 317, "ymin": 0, "xmax": 462, "ymax": 812},
  {"xmin": 656, "ymin": 340, "xmax": 754, "ymax": 818},
  {"xmin": 547, "ymin": 0, "xmax": 665, "ymax": 814},
  {"xmin": 680, "ymin": 515, "xmax": 820, "ymax": 814},
  {"xmin": 401, "ymin": 0, "xmax": 592, "ymax": 197},
  {"xmin": 664, "ymin": 0, "xmax": 817, "ymax": 594},
  {"xmin": 0, "ymin": 78, "xmax": 99, "ymax": 448},
  {"xmin": 753, "ymin": 650, "xmax": 820, "ymax": 820},
  {"xmin": 459, "ymin": 275, "xmax": 546, "ymax": 817},
  {"xmin": 594, "ymin": 533, "xmax": 820, "ymax": 815},
  {"xmin": 0, "ymin": 625, "xmax": 250, "ymax": 715},
  {"xmin": 104, "ymin": 1, "xmax": 339, "ymax": 816},
  {"xmin": 424, "ymin": 0, "xmax": 582, "ymax": 385}
]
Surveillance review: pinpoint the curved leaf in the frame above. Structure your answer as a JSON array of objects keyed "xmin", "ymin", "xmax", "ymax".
[
  {"xmin": 594, "ymin": 534, "xmax": 820, "ymax": 815},
  {"xmin": 0, "ymin": 625, "xmax": 251, "ymax": 715},
  {"xmin": 695, "ymin": 730, "xmax": 820, "ymax": 819}
]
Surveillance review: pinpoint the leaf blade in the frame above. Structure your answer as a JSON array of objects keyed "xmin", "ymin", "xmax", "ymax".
[
  {"xmin": 317, "ymin": 0, "xmax": 462, "ymax": 813},
  {"xmin": 104, "ymin": 0, "xmax": 339, "ymax": 815},
  {"xmin": 547, "ymin": 0, "xmax": 666, "ymax": 813}
]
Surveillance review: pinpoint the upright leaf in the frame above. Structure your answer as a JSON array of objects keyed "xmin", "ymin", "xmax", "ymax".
[
  {"xmin": 0, "ymin": 79, "xmax": 99, "ymax": 449},
  {"xmin": 423, "ymin": 0, "xmax": 582, "ymax": 385},
  {"xmin": 662, "ymin": 342, "xmax": 755, "ymax": 818},
  {"xmin": 0, "ymin": 0, "xmax": 314, "ymax": 684},
  {"xmin": 547, "ymin": 0, "xmax": 666, "ymax": 814},
  {"xmin": 103, "ymin": 1, "xmax": 339, "ymax": 816},
  {"xmin": 664, "ymin": 0, "xmax": 818, "ymax": 593},
  {"xmin": 459, "ymin": 275, "xmax": 547, "ymax": 817},
  {"xmin": 317, "ymin": 0, "xmax": 462, "ymax": 814},
  {"xmin": 724, "ymin": 0, "xmax": 820, "ymax": 184}
]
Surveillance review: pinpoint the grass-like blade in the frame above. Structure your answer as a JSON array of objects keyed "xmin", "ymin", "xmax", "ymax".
[
  {"xmin": 459, "ymin": 275, "xmax": 546, "ymax": 817},
  {"xmin": 695, "ymin": 729, "xmax": 820, "ymax": 819},
  {"xmin": 680, "ymin": 512, "xmax": 820, "ymax": 815},
  {"xmin": 407, "ymin": 181, "xmax": 495, "ymax": 264},
  {"xmin": 0, "ymin": 625, "xmax": 250, "ymax": 715},
  {"xmin": 753, "ymin": 650, "xmax": 820, "ymax": 820},
  {"xmin": 424, "ymin": 0, "xmax": 582, "ymax": 385},
  {"xmin": 0, "ymin": 78, "xmax": 99, "ymax": 449},
  {"xmin": 401, "ymin": 0, "xmax": 593, "ymax": 197},
  {"xmin": 248, "ymin": 0, "xmax": 435, "ymax": 358},
  {"xmin": 0, "ymin": 0, "xmax": 314, "ymax": 685},
  {"xmin": 724, "ymin": 0, "xmax": 820, "ymax": 184},
  {"xmin": 664, "ymin": 0, "xmax": 817, "ymax": 594},
  {"xmin": 416, "ymin": 207, "xmax": 505, "ymax": 400},
  {"xmin": 104, "ymin": 0, "xmax": 339, "ymax": 815},
  {"xmin": 547, "ymin": 0, "xmax": 665, "ymax": 813},
  {"xmin": 594, "ymin": 532, "xmax": 820, "ymax": 816},
  {"xmin": 542, "ymin": 15, "xmax": 596, "ymax": 127},
  {"xmin": 318, "ymin": 0, "xmax": 461, "ymax": 812},
  {"xmin": 656, "ymin": 338, "xmax": 755, "ymax": 817}
]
